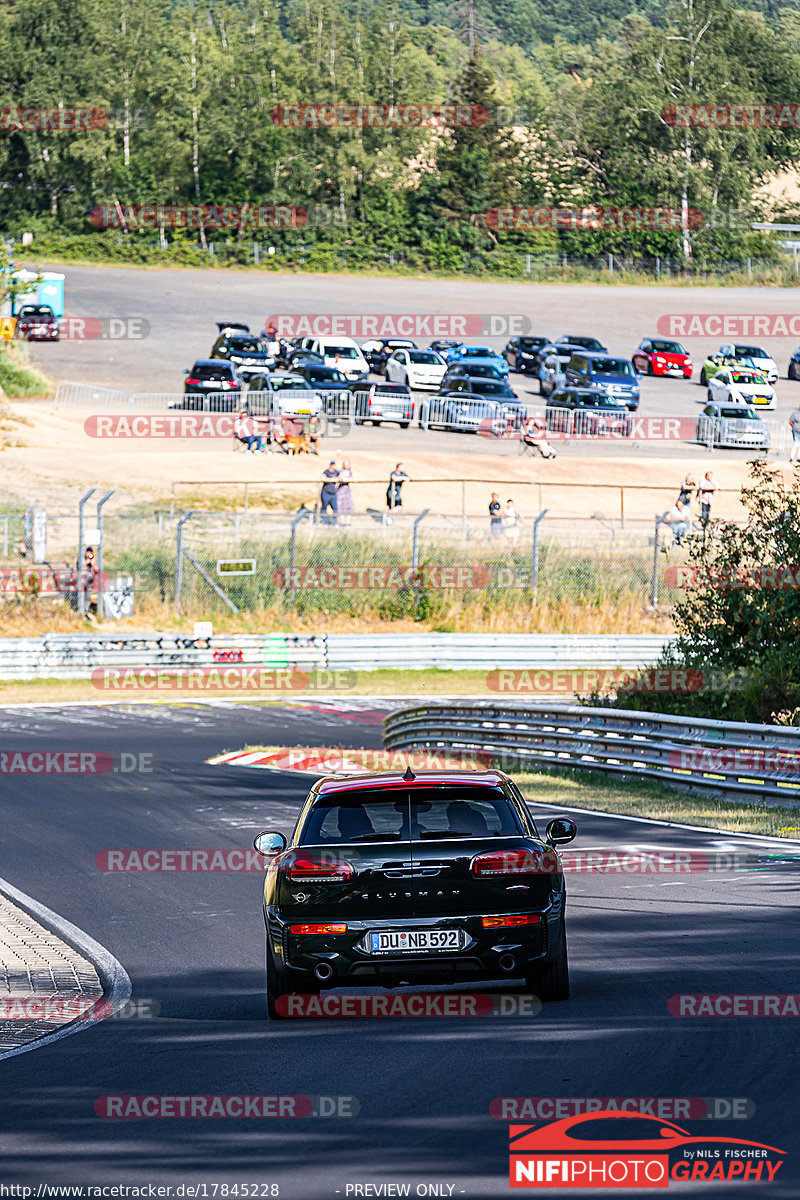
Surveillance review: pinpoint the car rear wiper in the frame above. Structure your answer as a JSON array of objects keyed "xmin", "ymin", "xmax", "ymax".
[{"xmin": 347, "ymin": 832, "xmax": 403, "ymax": 842}]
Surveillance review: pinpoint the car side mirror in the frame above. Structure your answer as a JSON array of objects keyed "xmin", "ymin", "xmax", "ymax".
[
  {"xmin": 254, "ymin": 831, "xmax": 287, "ymax": 856},
  {"xmin": 545, "ymin": 818, "xmax": 577, "ymax": 846},
  {"xmin": 183, "ymin": 369, "xmax": 189, "ymax": 374}
]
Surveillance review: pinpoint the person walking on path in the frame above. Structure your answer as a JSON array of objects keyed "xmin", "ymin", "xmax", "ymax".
[
  {"xmin": 320, "ymin": 461, "xmax": 340, "ymax": 525},
  {"xmin": 386, "ymin": 463, "xmax": 409, "ymax": 522},
  {"xmin": 337, "ymin": 460, "xmax": 355, "ymax": 526}
]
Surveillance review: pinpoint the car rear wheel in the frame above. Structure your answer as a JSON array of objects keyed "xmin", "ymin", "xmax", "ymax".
[
  {"xmin": 700, "ymin": 368, "xmax": 707, "ymax": 385},
  {"xmin": 789, "ymin": 362, "xmax": 798, "ymax": 381},
  {"xmin": 527, "ymin": 928, "xmax": 569, "ymax": 1001},
  {"xmin": 399, "ymin": 421, "xmax": 410, "ymax": 429},
  {"xmin": 266, "ymin": 938, "xmax": 293, "ymax": 1020},
  {"xmin": 707, "ymin": 389, "xmax": 714, "ymax": 403}
]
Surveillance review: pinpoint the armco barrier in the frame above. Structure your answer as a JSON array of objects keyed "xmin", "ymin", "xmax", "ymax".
[
  {"xmin": 382, "ymin": 702, "xmax": 800, "ymax": 802},
  {"xmin": 0, "ymin": 633, "xmax": 325, "ymax": 680},
  {"xmin": 0, "ymin": 632, "xmax": 671, "ymax": 681},
  {"xmin": 325, "ymin": 633, "xmax": 672, "ymax": 672}
]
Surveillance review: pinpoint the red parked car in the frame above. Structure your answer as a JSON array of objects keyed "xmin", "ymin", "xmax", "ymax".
[
  {"xmin": 15, "ymin": 303, "xmax": 60, "ymax": 341},
  {"xmin": 632, "ymin": 338, "xmax": 692, "ymax": 378}
]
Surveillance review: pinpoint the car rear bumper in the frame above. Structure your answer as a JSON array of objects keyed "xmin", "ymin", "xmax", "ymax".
[{"xmin": 265, "ymin": 903, "xmax": 564, "ymax": 987}]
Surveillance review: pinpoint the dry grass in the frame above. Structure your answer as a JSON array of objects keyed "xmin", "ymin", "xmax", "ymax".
[{"xmin": 0, "ymin": 594, "xmax": 672, "ymax": 637}]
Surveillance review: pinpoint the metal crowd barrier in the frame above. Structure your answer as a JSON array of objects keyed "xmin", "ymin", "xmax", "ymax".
[{"xmin": 382, "ymin": 701, "xmax": 800, "ymax": 801}]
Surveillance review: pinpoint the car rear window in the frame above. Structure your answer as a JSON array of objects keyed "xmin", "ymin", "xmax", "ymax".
[
  {"xmin": 471, "ymin": 380, "xmax": 513, "ymax": 396},
  {"xmin": 192, "ymin": 364, "xmax": 235, "ymax": 380},
  {"xmin": 519, "ymin": 337, "xmax": 548, "ymax": 350},
  {"xmin": 298, "ymin": 785, "xmax": 523, "ymax": 843},
  {"xmin": 720, "ymin": 407, "xmax": 758, "ymax": 419},
  {"xmin": 19, "ymin": 305, "xmax": 54, "ymax": 318},
  {"xmin": 323, "ymin": 344, "xmax": 360, "ymax": 359}
]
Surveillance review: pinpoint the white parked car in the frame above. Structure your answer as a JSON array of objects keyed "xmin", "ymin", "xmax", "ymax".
[
  {"xmin": 718, "ymin": 343, "xmax": 778, "ymax": 384},
  {"xmin": 697, "ymin": 401, "xmax": 770, "ymax": 450},
  {"xmin": 707, "ymin": 366, "xmax": 776, "ymax": 411},
  {"xmin": 250, "ymin": 372, "xmax": 323, "ymax": 417},
  {"xmin": 300, "ymin": 336, "xmax": 369, "ymax": 381},
  {"xmin": 385, "ymin": 348, "xmax": 447, "ymax": 390}
]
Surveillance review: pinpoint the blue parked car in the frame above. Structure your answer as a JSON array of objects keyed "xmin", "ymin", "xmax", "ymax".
[
  {"xmin": 563, "ymin": 351, "xmax": 640, "ymax": 411},
  {"xmin": 430, "ymin": 339, "xmax": 466, "ymax": 363},
  {"xmin": 448, "ymin": 345, "xmax": 510, "ymax": 377}
]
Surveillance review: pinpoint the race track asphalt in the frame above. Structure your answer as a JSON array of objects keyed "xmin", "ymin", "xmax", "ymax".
[{"xmin": 0, "ymin": 699, "xmax": 797, "ymax": 1197}]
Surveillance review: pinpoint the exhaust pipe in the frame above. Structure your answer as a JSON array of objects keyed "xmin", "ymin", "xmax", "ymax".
[
  {"xmin": 498, "ymin": 953, "xmax": 517, "ymax": 973},
  {"xmin": 314, "ymin": 962, "xmax": 334, "ymax": 983}
]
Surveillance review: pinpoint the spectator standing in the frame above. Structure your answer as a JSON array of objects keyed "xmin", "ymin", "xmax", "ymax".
[
  {"xmin": 790, "ymin": 405, "xmax": 800, "ymax": 463},
  {"xmin": 697, "ymin": 471, "xmax": 718, "ymax": 528},
  {"xmin": 320, "ymin": 461, "xmax": 340, "ymax": 525},
  {"xmin": 676, "ymin": 473, "xmax": 696, "ymax": 537},
  {"xmin": 386, "ymin": 463, "xmax": 409, "ymax": 522},
  {"xmin": 337, "ymin": 460, "xmax": 355, "ymax": 526},
  {"xmin": 503, "ymin": 498, "xmax": 520, "ymax": 545},
  {"xmin": 489, "ymin": 493, "xmax": 503, "ymax": 538}
]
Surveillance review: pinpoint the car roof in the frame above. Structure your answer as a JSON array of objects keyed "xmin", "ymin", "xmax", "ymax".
[
  {"xmin": 313, "ymin": 769, "xmax": 512, "ymax": 795},
  {"xmin": 193, "ymin": 358, "xmax": 235, "ymax": 367}
]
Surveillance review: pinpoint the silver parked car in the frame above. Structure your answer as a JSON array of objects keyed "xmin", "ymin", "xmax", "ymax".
[{"xmin": 696, "ymin": 401, "xmax": 770, "ymax": 450}]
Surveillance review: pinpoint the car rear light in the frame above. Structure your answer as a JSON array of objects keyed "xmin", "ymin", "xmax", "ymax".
[
  {"xmin": 471, "ymin": 849, "xmax": 555, "ymax": 876},
  {"xmin": 286, "ymin": 855, "xmax": 353, "ymax": 883},
  {"xmin": 482, "ymin": 914, "xmax": 541, "ymax": 928},
  {"xmin": 289, "ymin": 923, "xmax": 347, "ymax": 935},
  {"xmin": 185, "ymin": 377, "xmax": 201, "ymax": 386}
]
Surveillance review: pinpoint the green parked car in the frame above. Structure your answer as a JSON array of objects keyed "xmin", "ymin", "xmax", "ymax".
[{"xmin": 699, "ymin": 352, "xmax": 761, "ymax": 386}]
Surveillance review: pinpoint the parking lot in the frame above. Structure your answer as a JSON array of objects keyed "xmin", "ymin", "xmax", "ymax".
[{"xmin": 27, "ymin": 264, "xmax": 800, "ymax": 461}]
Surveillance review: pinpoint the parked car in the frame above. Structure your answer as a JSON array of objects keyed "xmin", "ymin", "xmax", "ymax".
[
  {"xmin": 385, "ymin": 348, "xmax": 447, "ymax": 390},
  {"xmin": 555, "ymin": 334, "xmax": 607, "ymax": 353},
  {"xmin": 442, "ymin": 363, "xmax": 507, "ymax": 385},
  {"xmin": 546, "ymin": 388, "xmax": 632, "ymax": 436},
  {"xmin": 297, "ymin": 336, "xmax": 369, "ymax": 380},
  {"xmin": 329, "ymin": 381, "xmax": 414, "ymax": 427},
  {"xmin": 430, "ymin": 339, "xmax": 466, "ymax": 362},
  {"xmin": 294, "ymin": 364, "xmax": 351, "ymax": 393},
  {"xmin": 254, "ymin": 768, "xmax": 577, "ymax": 1018},
  {"xmin": 503, "ymin": 335, "xmax": 552, "ymax": 373},
  {"xmin": 632, "ymin": 338, "xmax": 692, "ymax": 378},
  {"xmin": 563, "ymin": 352, "xmax": 640, "ymax": 410},
  {"xmin": 180, "ymin": 359, "xmax": 242, "ymax": 409},
  {"xmin": 697, "ymin": 401, "xmax": 770, "ymax": 450},
  {"xmin": 718, "ymin": 343, "xmax": 778, "ymax": 384},
  {"xmin": 437, "ymin": 377, "xmax": 519, "ymax": 401},
  {"xmin": 284, "ymin": 347, "xmax": 325, "ymax": 371},
  {"xmin": 449, "ymin": 345, "xmax": 510, "ymax": 377},
  {"xmin": 15, "ymin": 303, "xmax": 60, "ymax": 341},
  {"xmin": 210, "ymin": 329, "xmax": 275, "ymax": 382},
  {"xmin": 537, "ymin": 344, "xmax": 587, "ymax": 396},
  {"xmin": 699, "ymin": 352, "xmax": 757, "ymax": 386},
  {"xmin": 360, "ymin": 338, "xmax": 417, "ymax": 374},
  {"xmin": 706, "ymin": 366, "xmax": 776, "ymax": 410},
  {"xmin": 260, "ymin": 372, "xmax": 324, "ymax": 417}
]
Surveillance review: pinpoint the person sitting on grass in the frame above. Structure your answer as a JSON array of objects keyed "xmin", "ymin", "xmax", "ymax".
[{"xmin": 234, "ymin": 409, "xmax": 264, "ymax": 453}]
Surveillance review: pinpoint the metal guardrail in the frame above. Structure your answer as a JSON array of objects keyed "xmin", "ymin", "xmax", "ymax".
[
  {"xmin": 325, "ymin": 633, "xmax": 672, "ymax": 672},
  {"xmin": 0, "ymin": 632, "xmax": 670, "ymax": 681},
  {"xmin": 0, "ymin": 632, "xmax": 326, "ymax": 680},
  {"xmin": 382, "ymin": 701, "xmax": 800, "ymax": 802}
]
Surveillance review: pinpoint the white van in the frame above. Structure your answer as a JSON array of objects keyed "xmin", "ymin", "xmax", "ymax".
[{"xmin": 305, "ymin": 335, "xmax": 369, "ymax": 381}]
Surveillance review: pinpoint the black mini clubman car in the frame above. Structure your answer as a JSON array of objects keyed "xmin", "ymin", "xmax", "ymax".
[{"xmin": 253, "ymin": 769, "xmax": 577, "ymax": 1019}]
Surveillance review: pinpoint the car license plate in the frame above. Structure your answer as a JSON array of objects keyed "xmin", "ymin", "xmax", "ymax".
[
  {"xmin": 367, "ymin": 928, "xmax": 465, "ymax": 954},
  {"xmin": 668, "ymin": 367, "xmax": 683, "ymax": 375},
  {"xmin": 296, "ymin": 408, "xmax": 311, "ymax": 415}
]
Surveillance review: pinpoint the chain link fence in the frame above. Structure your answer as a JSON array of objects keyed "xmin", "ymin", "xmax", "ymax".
[{"xmin": 0, "ymin": 499, "xmax": 697, "ymax": 623}]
